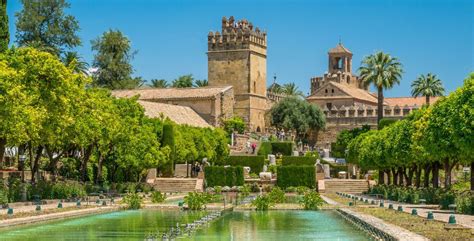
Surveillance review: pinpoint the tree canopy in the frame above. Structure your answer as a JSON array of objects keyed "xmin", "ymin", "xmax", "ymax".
[
  {"xmin": 0, "ymin": 0, "xmax": 8, "ymax": 52},
  {"xmin": 347, "ymin": 73, "xmax": 474, "ymax": 189},
  {"xmin": 15, "ymin": 0, "xmax": 81, "ymax": 57},
  {"xmin": 411, "ymin": 73, "xmax": 445, "ymax": 105},
  {"xmin": 270, "ymin": 97, "xmax": 325, "ymax": 140},
  {"xmin": 91, "ymin": 29, "xmax": 139, "ymax": 89},
  {"xmin": 359, "ymin": 51, "xmax": 403, "ymax": 124}
]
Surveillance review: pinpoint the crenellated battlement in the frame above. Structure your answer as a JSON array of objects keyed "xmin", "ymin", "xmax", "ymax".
[
  {"xmin": 322, "ymin": 104, "xmax": 420, "ymax": 122},
  {"xmin": 208, "ymin": 16, "xmax": 267, "ymax": 51}
]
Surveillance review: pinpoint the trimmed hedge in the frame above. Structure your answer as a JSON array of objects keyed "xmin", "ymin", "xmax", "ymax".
[
  {"xmin": 257, "ymin": 141, "xmax": 293, "ymax": 156},
  {"xmin": 277, "ymin": 166, "xmax": 315, "ymax": 189},
  {"xmin": 282, "ymin": 156, "xmax": 317, "ymax": 166},
  {"xmin": 160, "ymin": 124, "xmax": 175, "ymax": 176},
  {"xmin": 205, "ymin": 166, "xmax": 244, "ymax": 187},
  {"xmin": 257, "ymin": 142, "xmax": 272, "ymax": 156},
  {"xmin": 226, "ymin": 156, "xmax": 265, "ymax": 174}
]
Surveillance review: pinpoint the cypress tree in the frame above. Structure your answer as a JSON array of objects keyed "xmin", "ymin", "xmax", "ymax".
[
  {"xmin": 0, "ymin": 0, "xmax": 8, "ymax": 52},
  {"xmin": 161, "ymin": 124, "xmax": 175, "ymax": 176}
]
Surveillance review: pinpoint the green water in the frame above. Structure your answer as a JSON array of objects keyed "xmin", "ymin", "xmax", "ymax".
[
  {"xmin": 0, "ymin": 210, "xmax": 206, "ymax": 241},
  {"xmin": 193, "ymin": 211, "xmax": 370, "ymax": 241},
  {"xmin": 0, "ymin": 210, "xmax": 370, "ymax": 241}
]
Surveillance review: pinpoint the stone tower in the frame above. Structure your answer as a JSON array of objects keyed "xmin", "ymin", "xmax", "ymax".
[
  {"xmin": 310, "ymin": 43, "xmax": 365, "ymax": 94},
  {"xmin": 207, "ymin": 16, "xmax": 267, "ymax": 132}
]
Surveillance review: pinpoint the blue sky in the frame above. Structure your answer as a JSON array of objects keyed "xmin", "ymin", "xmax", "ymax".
[{"xmin": 7, "ymin": 0, "xmax": 473, "ymax": 97}]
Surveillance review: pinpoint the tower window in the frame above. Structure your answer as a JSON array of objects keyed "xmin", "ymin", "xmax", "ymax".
[
  {"xmin": 346, "ymin": 76, "xmax": 350, "ymax": 84},
  {"xmin": 325, "ymin": 89, "xmax": 328, "ymax": 93},
  {"xmin": 254, "ymin": 81, "xmax": 256, "ymax": 93},
  {"xmin": 331, "ymin": 89, "xmax": 334, "ymax": 93},
  {"xmin": 326, "ymin": 103, "xmax": 332, "ymax": 110}
]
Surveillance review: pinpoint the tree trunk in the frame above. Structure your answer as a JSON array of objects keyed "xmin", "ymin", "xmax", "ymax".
[
  {"xmin": 46, "ymin": 146, "xmax": 63, "ymax": 181},
  {"xmin": 415, "ymin": 166, "xmax": 422, "ymax": 188},
  {"xmin": 81, "ymin": 145, "xmax": 94, "ymax": 182},
  {"xmin": 378, "ymin": 170, "xmax": 385, "ymax": 185},
  {"xmin": 377, "ymin": 86, "xmax": 384, "ymax": 126},
  {"xmin": 424, "ymin": 164, "xmax": 431, "ymax": 187},
  {"xmin": 444, "ymin": 160, "xmax": 456, "ymax": 188},
  {"xmin": 471, "ymin": 161, "xmax": 474, "ymax": 191},
  {"xmin": 386, "ymin": 170, "xmax": 392, "ymax": 185},
  {"xmin": 432, "ymin": 162, "xmax": 439, "ymax": 188},
  {"xmin": 0, "ymin": 137, "xmax": 6, "ymax": 169},
  {"xmin": 392, "ymin": 168, "xmax": 398, "ymax": 186},
  {"xmin": 398, "ymin": 167, "xmax": 404, "ymax": 186},
  {"xmin": 95, "ymin": 151, "xmax": 103, "ymax": 184},
  {"xmin": 31, "ymin": 146, "xmax": 44, "ymax": 184},
  {"xmin": 426, "ymin": 95, "xmax": 430, "ymax": 106},
  {"xmin": 407, "ymin": 167, "xmax": 414, "ymax": 186}
]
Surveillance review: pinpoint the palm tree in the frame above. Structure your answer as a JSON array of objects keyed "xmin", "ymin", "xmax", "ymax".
[
  {"xmin": 194, "ymin": 79, "xmax": 208, "ymax": 87},
  {"xmin": 411, "ymin": 73, "xmax": 444, "ymax": 105},
  {"xmin": 149, "ymin": 79, "xmax": 169, "ymax": 88},
  {"xmin": 282, "ymin": 83, "xmax": 304, "ymax": 97},
  {"xmin": 62, "ymin": 51, "xmax": 89, "ymax": 75},
  {"xmin": 171, "ymin": 74, "xmax": 194, "ymax": 88},
  {"xmin": 359, "ymin": 51, "xmax": 403, "ymax": 124}
]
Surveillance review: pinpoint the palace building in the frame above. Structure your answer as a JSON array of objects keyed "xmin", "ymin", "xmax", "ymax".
[{"xmin": 307, "ymin": 43, "xmax": 439, "ymax": 148}]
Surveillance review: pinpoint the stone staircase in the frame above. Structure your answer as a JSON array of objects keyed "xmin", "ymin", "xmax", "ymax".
[
  {"xmin": 319, "ymin": 179, "xmax": 370, "ymax": 194},
  {"xmin": 153, "ymin": 178, "xmax": 203, "ymax": 193}
]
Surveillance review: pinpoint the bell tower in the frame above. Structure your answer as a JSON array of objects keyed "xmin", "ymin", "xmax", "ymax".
[{"xmin": 328, "ymin": 42, "xmax": 353, "ymax": 74}]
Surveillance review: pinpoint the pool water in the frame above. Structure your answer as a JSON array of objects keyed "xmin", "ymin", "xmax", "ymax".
[
  {"xmin": 192, "ymin": 210, "xmax": 370, "ymax": 241},
  {"xmin": 0, "ymin": 210, "xmax": 371, "ymax": 241},
  {"xmin": 0, "ymin": 210, "xmax": 206, "ymax": 241}
]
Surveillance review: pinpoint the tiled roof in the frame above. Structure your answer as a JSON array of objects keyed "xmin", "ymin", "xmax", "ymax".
[
  {"xmin": 385, "ymin": 96, "xmax": 441, "ymax": 107},
  {"xmin": 328, "ymin": 43, "xmax": 352, "ymax": 54},
  {"xmin": 330, "ymin": 81, "xmax": 378, "ymax": 104},
  {"xmin": 112, "ymin": 86, "xmax": 233, "ymax": 100},
  {"xmin": 138, "ymin": 101, "xmax": 212, "ymax": 128}
]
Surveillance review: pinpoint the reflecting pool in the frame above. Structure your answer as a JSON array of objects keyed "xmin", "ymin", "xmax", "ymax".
[
  {"xmin": 0, "ymin": 210, "xmax": 371, "ymax": 240},
  {"xmin": 193, "ymin": 210, "xmax": 370, "ymax": 241}
]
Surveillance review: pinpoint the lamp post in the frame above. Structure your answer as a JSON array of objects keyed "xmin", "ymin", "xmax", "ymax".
[
  {"xmin": 19, "ymin": 155, "xmax": 26, "ymax": 182},
  {"xmin": 19, "ymin": 155, "xmax": 27, "ymax": 201}
]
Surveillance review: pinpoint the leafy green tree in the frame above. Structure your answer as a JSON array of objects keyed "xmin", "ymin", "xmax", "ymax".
[
  {"xmin": 0, "ymin": 0, "xmax": 8, "ymax": 52},
  {"xmin": 1, "ymin": 47, "xmax": 88, "ymax": 182},
  {"xmin": 268, "ymin": 83, "xmax": 283, "ymax": 94},
  {"xmin": 15, "ymin": 0, "xmax": 81, "ymax": 56},
  {"xmin": 91, "ymin": 29, "xmax": 138, "ymax": 89},
  {"xmin": 331, "ymin": 125, "xmax": 370, "ymax": 158},
  {"xmin": 411, "ymin": 73, "xmax": 445, "ymax": 105},
  {"xmin": 172, "ymin": 74, "xmax": 194, "ymax": 88},
  {"xmin": 149, "ymin": 79, "xmax": 168, "ymax": 88},
  {"xmin": 270, "ymin": 97, "xmax": 325, "ymax": 141},
  {"xmin": 62, "ymin": 51, "xmax": 89, "ymax": 75},
  {"xmin": 194, "ymin": 79, "xmax": 208, "ymax": 87},
  {"xmin": 281, "ymin": 82, "xmax": 304, "ymax": 97},
  {"xmin": 359, "ymin": 51, "xmax": 403, "ymax": 124},
  {"xmin": 222, "ymin": 116, "xmax": 246, "ymax": 134}
]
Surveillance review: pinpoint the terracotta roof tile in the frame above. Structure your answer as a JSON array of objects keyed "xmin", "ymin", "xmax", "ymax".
[
  {"xmin": 330, "ymin": 81, "xmax": 378, "ymax": 103},
  {"xmin": 112, "ymin": 86, "xmax": 233, "ymax": 100},
  {"xmin": 385, "ymin": 96, "xmax": 441, "ymax": 107},
  {"xmin": 137, "ymin": 101, "xmax": 212, "ymax": 128},
  {"xmin": 328, "ymin": 43, "xmax": 352, "ymax": 54}
]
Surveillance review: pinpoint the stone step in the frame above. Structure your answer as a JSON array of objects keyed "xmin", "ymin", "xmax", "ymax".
[{"xmin": 152, "ymin": 178, "xmax": 203, "ymax": 193}]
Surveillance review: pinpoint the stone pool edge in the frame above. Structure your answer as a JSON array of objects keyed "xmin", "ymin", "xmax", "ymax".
[
  {"xmin": 0, "ymin": 206, "xmax": 120, "ymax": 229},
  {"xmin": 336, "ymin": 208, "xmax": 429, "ymax": 241}
]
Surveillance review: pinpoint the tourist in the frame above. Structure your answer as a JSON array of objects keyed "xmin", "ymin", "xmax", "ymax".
[{"xmin": 251, "ymin": 142, "xmax": 257, "ymax": 154}]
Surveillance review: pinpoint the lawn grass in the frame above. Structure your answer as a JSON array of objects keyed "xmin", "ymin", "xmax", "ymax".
[{"xmin": 324, "ymin": 193, "xmax": 473, "ymax": 241}]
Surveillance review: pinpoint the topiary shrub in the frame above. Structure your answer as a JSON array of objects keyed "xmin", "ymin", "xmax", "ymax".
[
  {"xmin": 257, "ymin": 142, "xmax": 272, "ymax": 156},
  {"xmin": 282, "ymin": 156, "xmax": 317, "ymax": 166},
  {"xmin": 257, "ymin": 142, "xmax": 293, "ymax": 156},
  {"xmin": 160, "ymin": 124, "xmax": 175, "ymax": 177},
  {"xmin": 270, "ymin": 142, "xmax": 293, "ymax": 156},
  {"xmin": 205, "ymin": 166, "xmax": 244, "ymax": 187},
  {"xmin": 225, "ymin": 156, "xmax": 265, "ymax": 174},
  {"xmin": 277, "ymin": 166, "xmax": 315, "ymax": 189}
]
